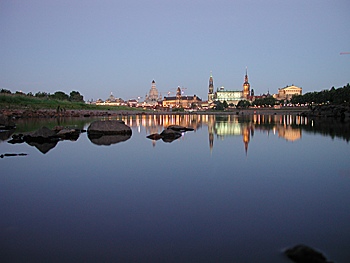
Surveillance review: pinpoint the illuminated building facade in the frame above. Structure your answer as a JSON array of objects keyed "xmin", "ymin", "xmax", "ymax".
[
  {"xmin": 162, "ymin": 87, "xmax": 202, "ymax": 109},
  {"xmin": 208, "ymin": 69, "xmax": 250, "ymax": 106},
  {"xmin": 276, "ymin": 85, "xmax": 302, "ymax": 101},
  {"xmin": 144, "ymin": 80, "xmax": 162, "ymax": 106}
]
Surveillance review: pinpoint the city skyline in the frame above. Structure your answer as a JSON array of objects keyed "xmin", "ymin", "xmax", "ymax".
[{"xmin": 1, "ymin": 0, "xmax": 349, "ymax": 101}]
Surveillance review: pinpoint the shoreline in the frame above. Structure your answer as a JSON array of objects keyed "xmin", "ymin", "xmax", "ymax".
[{"xmin": 0, "ymin": 107, "xmax": 310, "ymax": 118}]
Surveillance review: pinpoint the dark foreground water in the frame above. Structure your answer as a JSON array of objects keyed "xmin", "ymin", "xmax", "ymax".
[{"xmin": 1, "ymin": 114, "xmax": 349, "ymax": 262}]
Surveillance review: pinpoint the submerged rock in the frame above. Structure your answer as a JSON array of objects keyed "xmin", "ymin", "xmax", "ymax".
[
  {"xmin": 147, "ymin": 125, "xmax": 194, "ymax": 143},
  {"xmin": 146, "ymin": 133, "xmax": 162, "ymax": 141},
  {"xmin": 284, "ymin": 244, "xmax": 333, "ymax": 263},
  {"xmin": 166, "ymin": 125, "xmax": 194, "ymax": 132},
  {"xmin": 0, "ymin": 153, "xmax": 27, "ymax": 158}
]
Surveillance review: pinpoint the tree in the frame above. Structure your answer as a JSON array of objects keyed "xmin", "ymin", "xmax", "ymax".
[
  {"xmin": 252, "ymin": 97, "xmax": 276, "ymax": 107},
  {"xmin": 237, "ymin": 100, "xmax": 251, "ymax": 108},
  {"xmin": 35, "ymin": 91, "xmax": 49, "ymax": 98},
  {"xmin": 213, "ymin": 100, "xmax": 228, "ymax": 110},
  {"xmin": 0, "ymin": 89, "xmax": 11, "ymax": 94},
  {"xmin": 290, "ymin": 84, "xmax": 350, "ymax": 105},
  {"xmin": 51, "ymin": 91, "xmax": 69, "ymax": 101},
  {"xmin": 69, "ymin": 91, "xmax": 84, "ymax": 102}
]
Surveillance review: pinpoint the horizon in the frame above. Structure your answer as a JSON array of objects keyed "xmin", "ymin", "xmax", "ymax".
[{"xmin": 1, "ymin": 0, "xmax": 349, "ymax": 101}]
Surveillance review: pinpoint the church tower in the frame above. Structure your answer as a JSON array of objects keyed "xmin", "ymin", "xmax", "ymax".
[
  {"xmin": 208, "ymin": 72, "xmax": 214, "ymax": 102},
  {"xmin": 243, "ymin": 67, "xmax": 250, "ymax": 99},
  {"xmin": 176, "ymin": 86, "xmax": 182, "ymax": 107}
]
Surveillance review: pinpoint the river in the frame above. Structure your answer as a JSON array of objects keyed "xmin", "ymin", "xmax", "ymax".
[{"xmin": 1, "ymin": 114, "xmax": 349, "ymax": 262}]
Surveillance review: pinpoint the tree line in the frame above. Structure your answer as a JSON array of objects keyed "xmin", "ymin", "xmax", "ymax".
[
  {"xmin": 0, "ymin": 89, "xmax": 84, "ymax": 102},
  {"xmin": 291, "ymin": 83, "xmax": 350, "ymax": 105},
  {"xmin": 213, "ymin": 83, "xmax": 350, "ymax": 110}
]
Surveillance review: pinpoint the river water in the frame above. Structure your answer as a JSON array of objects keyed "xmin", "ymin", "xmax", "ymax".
[{"xmin": 1, "ymin": 114, "xmax": 349, "ymax": 262}]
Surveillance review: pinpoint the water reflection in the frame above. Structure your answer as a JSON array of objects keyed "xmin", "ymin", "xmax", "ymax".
[
  {"xmin": 88, "ymin": 134, "xmax": 131, "ymax": 146},
  {"xmin": 3, "ymin": 114, "xmax": 349, "ymax": 155},
  {"xmin": 119, "ymin": 114, "xmax": 313, "ymax": 153},
  {"xmin": 26, "ymin": 140, "xmax": 58, "ymax": 154}
]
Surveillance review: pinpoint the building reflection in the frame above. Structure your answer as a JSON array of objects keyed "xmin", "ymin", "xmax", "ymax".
[{"xmin": 116, "ymin": 114, "xmax": 307, "ymax": 153}]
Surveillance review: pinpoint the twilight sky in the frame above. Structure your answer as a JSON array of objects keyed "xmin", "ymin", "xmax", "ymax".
[{"xmin": 1, "ymin": 0, "xmax": 349, "ymax": 101}]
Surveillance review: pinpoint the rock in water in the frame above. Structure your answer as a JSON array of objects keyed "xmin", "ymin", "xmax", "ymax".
[
  {"xmin": 284, "ymin": 244, "xmax": 333, "ymax": 263},
  {"xmin": 167, "ymin": 125, "xmax": 194, "ymax": 132},
  {"xmin": 0, "ymin": 114, "xmax": 16, "ymax": 129},
  {"xmin": 87, "ymin": 120, "xmax": 132, "ymax": 135},
  {"xmin": 146, "ymin": 133, "xmax": 162, "ymax": 140},
  {"xmin": 24, "ymin": 126, "xmax": 57, "ymax": 141}
]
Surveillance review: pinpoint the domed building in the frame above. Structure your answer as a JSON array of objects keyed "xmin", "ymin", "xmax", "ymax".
[{"xmin": 144, "ymin": 80, "xmax": 162, "ymax": 106}]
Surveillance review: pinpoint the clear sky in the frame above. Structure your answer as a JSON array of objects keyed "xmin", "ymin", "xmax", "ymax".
[{"xmin": 1, "ymin": 0, "xmax": 349, "ymax": 101}]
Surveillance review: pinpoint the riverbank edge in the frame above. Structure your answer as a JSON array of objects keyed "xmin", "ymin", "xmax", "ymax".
[{"xmin": 1, "ymin": 107, "xmax": 310, "ymax": 118}]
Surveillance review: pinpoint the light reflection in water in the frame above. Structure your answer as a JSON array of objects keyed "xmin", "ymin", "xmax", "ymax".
[{"xmin": 115, "ymin": 114, "xmax": 307, "ymax": 154}]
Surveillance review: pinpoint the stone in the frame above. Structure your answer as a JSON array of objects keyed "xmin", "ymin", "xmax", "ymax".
[
  {"xmin": 56, "ymin": 128, "xmax": 81, "ymax": 140},
  {"xmin": 87, "ymin": 120, "xmax": 132, "ymax": 135},
  {"xmin": 160, "ymin": 129, "xmax": 182, "ymax": 142},
  {"xmin": 167, "ymin": 125, "xmax": 194, "ymax": 132},
  {"xmin": 24, "ymin": 126, "xmax": 57, "ymax": 140},
  {"xmin": 284, "ymin": 244, "xmax": 333, "ymax": 263},
  {"xmin": 0, "ymin": 114, "xmax": 16, "ymax": 129},
  {"xmin": 146, "ymin": 133, "xmax": 162, "ymax": 140}
]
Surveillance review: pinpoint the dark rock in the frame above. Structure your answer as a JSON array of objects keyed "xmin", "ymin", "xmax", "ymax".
[
  {"xmin": 167, "ymin": 125, "xmax": 194, "ymax": 132},
  {"xmin": 284, "ymin": 244, "xmax": 333, "ymax": 263},
  {"xmin": 0, "ymin": 153, "xmax": 27, "ymax": 158},
  {"xmin": 147, "ymin": 133, "xmax": 162, "ymax": 140},
  {"xmin": 8, "ymin": 134, "xmax": 24, "ymax": 144},
  {"xmin": 161, "ymin": 128, "xmax": 182, "ymax": 138},
  {"xmin": 0, "ymin": 114, "xmax": 16, "ymax": 129},
  {"xmin": 24, "ymin": 126, "xmax": 57, "ymax": 140},
  {"xmin": 87, "ymin": 120, "xmax": 132, "ymax": 135},
  {"xmin": 147, "ymin": 125, "xmax": 194, "ymax": 143},
  {"xmin": 160, "ymin": 129, "xmax": 182, "ymax": 142},
  {"xmin": 56, "ymin": 128, "xmax": 81, "ymax": 140},
  {"xmin": 0, "ymin": 129, "xmax": 15, "ymax": 141}
]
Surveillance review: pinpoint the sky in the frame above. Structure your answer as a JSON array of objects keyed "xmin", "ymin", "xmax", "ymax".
[{"xmin": 1, "ymin": 0, "xmax": 349, "ymax": 102}]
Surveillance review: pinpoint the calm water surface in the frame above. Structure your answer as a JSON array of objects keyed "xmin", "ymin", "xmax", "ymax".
[{"xmin": 1, "ymin": 114, "xmax": 349, "ymax": 262}]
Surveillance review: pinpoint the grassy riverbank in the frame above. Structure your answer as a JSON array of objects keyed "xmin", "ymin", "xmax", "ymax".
[
  {"xmin": 0, "ymin": 94, "xmax": 136, "ymax": 111},
  {"xmin": 1, "ymin": 93, "xmax": 310, "ymax": 116}
]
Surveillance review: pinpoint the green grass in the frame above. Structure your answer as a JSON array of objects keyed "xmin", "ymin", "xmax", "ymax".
[{"xmin": 0, "ymin": 94, "xmax": 140, "ymax": 111}]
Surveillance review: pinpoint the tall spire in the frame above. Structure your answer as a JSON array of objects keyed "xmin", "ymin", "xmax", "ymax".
[
  {"xmin": 244, "ymin": 67, "xmax": 249, "ymax": 83},
  {"xmin": 208, "ymin": 71, "xmax": 214, "ymax": 102},
  {"xmin": 243, "ymin": 67, "xmax": 250, "ymax": 98}
]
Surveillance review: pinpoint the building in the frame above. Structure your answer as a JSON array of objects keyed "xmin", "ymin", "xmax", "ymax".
[
  {"xmin": 96, "ymin": 92, "xmax": 125, "ymax": 106},
  {"xmin": 208, "ymin": 73, "xmax": 214, "ymax": 103},
  {"xmin": 207, "ymin": 69, "xmax": 250, "ymax": 106},
  {"xmin": 144, "ymin": 80, "xmax": 162, "ymax": 106},
  {"xmin": 276, "ymin": 85, "xmax": 302, "ymax": 101},
  {"xmin": 242, "ymin": 67, "xmax": 251, "ymax": 99},
  {"xmin": 215, "ymin": 86, "xmax": 244, "ymax": 105},
  {"xmin": 162, "ymin": 87, "xmax": 202, "ymax": 109}
]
